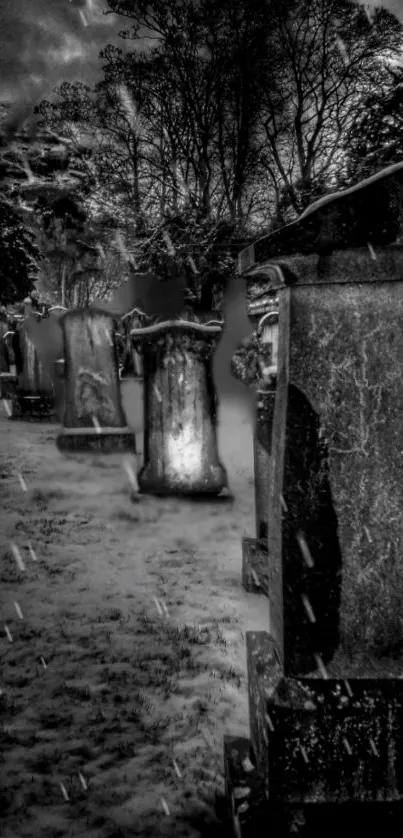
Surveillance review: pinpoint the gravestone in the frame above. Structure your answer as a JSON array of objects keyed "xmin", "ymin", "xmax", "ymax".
[
  {"xmin": 56, "ymin": 308, "xmax": 136, "ymax": 453},
  {"xmin": 131, "ymin": 319, "xmax": 227, "ymax": 495},
  {"xmin": 10, "ymin": 299, "xmax": 55, "ymax": 419},
  {"xmin": 224, "ymin": 162, "xmax": 403, "ymax": 836}
]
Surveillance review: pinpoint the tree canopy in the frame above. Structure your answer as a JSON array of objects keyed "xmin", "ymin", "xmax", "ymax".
[
  {"xmin": 343, "ymin": 65, "xmax": 403, "ymax": 183},
  {"xmin": 2, "ymin": 0, "xmax": 403, "ymax": 308},
  {"xmin": 0, "ymin": 198, "xmax": 39, "ymax": 305}
]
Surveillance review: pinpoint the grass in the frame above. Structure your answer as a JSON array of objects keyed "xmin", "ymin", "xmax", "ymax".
[{"xmin": 0, "ymin": 397, "xmax": 262, "ymax": 838}]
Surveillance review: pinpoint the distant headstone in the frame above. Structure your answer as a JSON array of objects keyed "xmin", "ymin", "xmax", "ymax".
[
  {"xmin": 131, "ymin": 319, "xmax": 227, "ymax": 495},
  {"xmin": 16, "ymin": 321, "xmax": 54, "ymax": 397},
  {"xmin": 9, "ymin": 299, "xmax": 55, "ymax": 419}
]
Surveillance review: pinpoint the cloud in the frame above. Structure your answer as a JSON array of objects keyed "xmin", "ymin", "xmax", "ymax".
[{"xmin": 0, "ymin": 0, "xmax": 122, "ymax": 131}]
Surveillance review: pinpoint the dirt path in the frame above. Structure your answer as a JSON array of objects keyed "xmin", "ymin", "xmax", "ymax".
[{"xmin": 0, "ymin": 384, "xmax": 268, "ymax": 838}]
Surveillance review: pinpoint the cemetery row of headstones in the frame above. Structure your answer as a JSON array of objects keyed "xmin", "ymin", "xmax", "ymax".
[
  {"xmin": 223, "ymin": 161, "xmax": 403, "ymax": 836},
  {"xmin": 2, "ymin": 162, "xmax": 403, "ymax": 834},
  {"xmin": 0, "ymin": 295, "xmax": 228, "ymax": 495}
]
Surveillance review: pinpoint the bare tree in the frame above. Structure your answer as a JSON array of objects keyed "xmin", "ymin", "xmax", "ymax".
[
  {"xmin": 257, "ymin": 0, "xmax": 403, "ymax": 226},
  {"xmin": 33, "ymin": 0, "xmax": 403, "ymax": 246}
]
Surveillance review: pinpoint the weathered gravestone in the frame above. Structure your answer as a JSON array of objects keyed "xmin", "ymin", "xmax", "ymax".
[
  {"xmin": 56, "ymin": 308, "xmax": 136, "ymax": 453},
  {"xmin": 224, "ymin": 162, "xmax": 403, "ymax": 837},
  {"xmin": 131, "ymin": 319, "xmax": 228, "ymax": 495},
  {"xmin": 10, "ymin": 299, "xmax": 55, "ymax": 419}
]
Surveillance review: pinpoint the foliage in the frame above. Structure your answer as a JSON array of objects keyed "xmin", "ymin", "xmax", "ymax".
[
  {"xmin": 33, "ymin": 0, "xmax": 403, "ymax": 242},
  {"xmin": 32, "ymin": 194, "xmax": 104, "ymax": 307},
  {"xmin": 0, "ymin": 198, "xmax": 39, "ymax": 305},
  {"xmin": 343, "ymin": 66, "xmax": 403, "ymax": 183},
  {"xmin": 255, "ymin": 0, "xmax": 403, "ymax": 226},
  {"xmin": 0, "ymin": 107, "xmax": 131, "ymax": 308},
  {"xmin": 125, "ymin": 213, "xmax": 245, "ymax": 311},
  {"xmin": 35, "ymin": 1, "xmax": 272, "ymax": 231},
  {"xmin": 230, "ymin": 331, "xmax": 276, "ymax": 389}
]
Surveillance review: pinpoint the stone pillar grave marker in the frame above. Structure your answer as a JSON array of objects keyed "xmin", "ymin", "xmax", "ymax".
[{"xmin": 131, "ymin": 319, "xmax": 228, "ymax": 496}]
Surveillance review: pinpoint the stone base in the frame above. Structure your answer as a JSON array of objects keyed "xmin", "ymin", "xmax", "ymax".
[
  {"xmin": 224, "ymin": 754, "xmax": 403, "ymax": 838},
  {"xmin": 224, "ymin": 711, "xmax": 403, "ymax": 836},
  {"xmin": 242, "ymin": 537, "xmax": 269, "ymax": 595},
  {"xmin": 224, "ymin": 735, "xmax": 269, "ymax": 837},
  {"xmin": 56, "ymin": 425, "xmax": 136, "ymax": 453},
  {"xmin": 232, "ymin": 631, "xmax": 403, "ymax": 835},
  {"xmin": 11, "ymin": 393, "xmax": 55, "ymax": 420},
  {"xmin": 0, "ymin": 372, "xmax": 17, "ymax": 400},
  {"xmin": 137, "ymin": 463, "xmax": 228, "ymax": 497},
  {"xmin": 261, "ymin": 677, "xmax": 403, "ymax": 807}
]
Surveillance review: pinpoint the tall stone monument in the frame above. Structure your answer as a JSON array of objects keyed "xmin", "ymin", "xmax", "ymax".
[{"xmin": 224, "ymin": 161, "xmax": 403, "ymax": 836}]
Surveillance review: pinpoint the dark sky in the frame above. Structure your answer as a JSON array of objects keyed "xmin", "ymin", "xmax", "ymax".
[{"xmin": 0, "ymin": 0, "xmax": 127, "ymax": 115}]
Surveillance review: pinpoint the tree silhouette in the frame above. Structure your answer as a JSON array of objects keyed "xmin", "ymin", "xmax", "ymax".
[{"xmin": 0, "ymin": 198, "xmax": 39, "ymax": 304}]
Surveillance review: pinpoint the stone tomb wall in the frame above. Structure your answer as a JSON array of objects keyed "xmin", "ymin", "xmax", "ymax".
[{"xmin": 269, "ymin": 248, "xmax": 403, "ymax": 678}]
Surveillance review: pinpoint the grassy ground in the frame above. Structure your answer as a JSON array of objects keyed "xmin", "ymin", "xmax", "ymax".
[{"xmin": 0, "ymin": 381, "xmax": 268, "ymax": 838}]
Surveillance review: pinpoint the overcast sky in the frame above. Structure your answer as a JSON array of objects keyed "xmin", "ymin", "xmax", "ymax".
[{"xmin": 0, "ymin": 0, "xmax": 126, "ymax": 117}]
